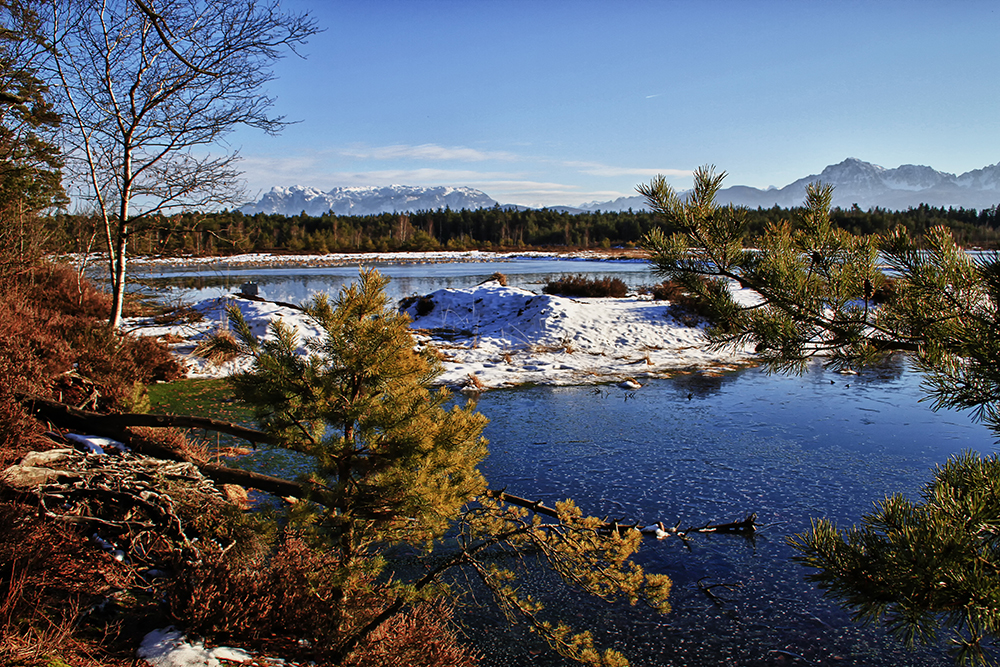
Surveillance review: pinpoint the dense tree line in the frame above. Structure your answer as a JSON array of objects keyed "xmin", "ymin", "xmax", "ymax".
[{"xmin": 45, "ymin": 201, "xmax": 1000, "ymax": 257}]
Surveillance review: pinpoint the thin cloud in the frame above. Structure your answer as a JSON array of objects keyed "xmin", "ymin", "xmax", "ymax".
[
  {"xmin": 467, "ymin": 179, "xmax": 582, "ymax": 194},
  {"xmin": 340, "ymin": 143, "xmax": 518, "ymax": 162},
  {"xmin": 329, "ymin": 168, "xmax": 523, "ymax": 185},
  {"xmin": 563, "ymin": 160, "xmax": 693, "ymax": 178}
]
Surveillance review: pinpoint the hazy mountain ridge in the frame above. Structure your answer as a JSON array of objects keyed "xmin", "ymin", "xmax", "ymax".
[
  {"xmin": 580, "ymin": 158, "xmax": 1000, "ymax": 212},
  {"xmin": 240, "ymin": 159, "xmax": 1000, "ymax": 216}
]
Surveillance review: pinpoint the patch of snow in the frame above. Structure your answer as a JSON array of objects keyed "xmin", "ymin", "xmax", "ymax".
[
  {"xmin": 64, "ymin": 433, "xmax": 129, "ymax": 454},
  {"xmin": 138, "ymin": 627, "xmax": 254, "ymax": 667}
]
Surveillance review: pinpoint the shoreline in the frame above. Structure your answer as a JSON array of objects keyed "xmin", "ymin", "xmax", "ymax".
[{"xmin": 65, "ymin": 247, "xmax": 652, "ymax": 270}]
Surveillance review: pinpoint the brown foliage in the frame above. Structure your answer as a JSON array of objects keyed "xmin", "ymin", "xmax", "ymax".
[
  {"xmin": 0, "ymin": 261, "xmax": 185, "ymax": 460},
  {"xmin": 169, "ymin": 533, "xmax": 477, "ymax": 666},
  {"xmin": 646, "ymin": 280, "xmax": 686, "ymax": 301},
  {"xmin": 0, "ymin": 502, "xmax": 136, "ymax": 664},
  {"xmin": 340, "ymin": 600, "xmax": 478, "ymax": 667},
  {"xmin": 486, "ymin": 271, "xmax": 508, "ymax": 286},
  {"xmin": 544, "ymin": 274, "xmax": 628, "ymax": 298},
  {"xmin": 645, "ymin": 279, "xmax": 714, "ymax": 326}
]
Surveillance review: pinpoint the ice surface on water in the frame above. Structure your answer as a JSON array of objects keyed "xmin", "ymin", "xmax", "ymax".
[{"xmin": 466, "ymin": 363, "xmax": 994, "ymax": 666}]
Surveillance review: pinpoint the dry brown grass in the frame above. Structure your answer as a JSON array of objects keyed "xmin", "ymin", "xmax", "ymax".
[
  {"xmin": 168, "ymin": 533, "xmax": 478, "ymax": 666},
  {"xmin": 466, "ymin": 373, "xmax": 486, "ymax": 391},
  {"xmin": 0, "ymin": 502, "xmax": 144, "ymax": 666},
  {"xmin": 193, "ymin": 329, "xmax": 241, "ymax": 366}
]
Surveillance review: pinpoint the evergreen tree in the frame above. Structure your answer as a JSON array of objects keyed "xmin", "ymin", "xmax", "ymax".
[
  {"xmin": 210, "ymin": 268, "xmax": 671, "ymax": 665},
  {"xmin": 0, "ymin": 0, "xmax": 65, "ymax": 269},
  {"xmin": 638, "ymin": 167, "xmax": 1000, "ymax": 665}
]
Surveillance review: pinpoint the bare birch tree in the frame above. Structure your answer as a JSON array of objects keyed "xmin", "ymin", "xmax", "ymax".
[{"xmin": 48, "ymin": 0, "xmax": 318, "ymax": 327}]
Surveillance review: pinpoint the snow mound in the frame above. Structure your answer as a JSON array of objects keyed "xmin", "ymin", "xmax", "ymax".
[
  {"xmin": 126, "ymin": 282, "xmax": 754, "ymax": 390},
  {"xmin": 400, "ymin": 280, "xmax": 752, "ymax": 389}
]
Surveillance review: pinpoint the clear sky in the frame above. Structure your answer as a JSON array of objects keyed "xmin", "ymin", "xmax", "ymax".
[{"xmin": 229, "ymin": 0, "xmax": 1000, "ymax": 208}]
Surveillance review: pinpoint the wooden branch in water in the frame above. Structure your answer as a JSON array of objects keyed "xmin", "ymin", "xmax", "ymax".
[{"xmin": 483, "ymin": 489, "xmax": 756, "ymax": 536}]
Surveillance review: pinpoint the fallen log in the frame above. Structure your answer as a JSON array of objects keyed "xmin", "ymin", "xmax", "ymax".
[
  {"xmin": 20, "ymin": 394, "xmax": 279, "ymax": 447},
  {"xmin": 16, "ymin": 395, "xmax": 337, "ymax": 506}
]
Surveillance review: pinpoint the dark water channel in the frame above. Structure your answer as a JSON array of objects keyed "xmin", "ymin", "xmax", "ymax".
[{"xmin": 459, "ymin": 361, "xmax": 997, "ymax": 666}]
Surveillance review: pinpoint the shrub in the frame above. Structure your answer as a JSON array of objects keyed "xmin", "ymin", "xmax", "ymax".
[
  {"xmin": 169, "ymin": 532, "xmax": 478, "ymax": 667},
  {"xmin": 485, "ymin": 271, "xmax": 507, "ymax": 286},
  {"xmin": 646, "ymin": 280, "xmax": 686, "ymax": 301},
  {"xmin": 644, "ymin": 279, "xmax": 715, "ymax": 327},
  {"xmin": 543, "ymin": 274, "xmax": 628, "ymax": 298},
  {"xmin": 399, "ymin": 294, "xmax": 436, "ymax": 316},
  {"xmin": 0, "ymin": 503, "xmax": 133, "ymax": 663}
]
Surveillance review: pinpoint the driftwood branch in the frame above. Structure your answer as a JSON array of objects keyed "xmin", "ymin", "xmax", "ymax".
[
  {"xmin": 17, "ymin": 395, "xmax": 336, "ymax": 506},
  {"xmin": 484, "ymin": 489, "xmax": 756, "ymax": 537}
]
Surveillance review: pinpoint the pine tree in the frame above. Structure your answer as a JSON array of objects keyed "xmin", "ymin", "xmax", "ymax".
[
  {"xmin": 212, "ymin": 268, "xmax": 671, "ymax": 665},
  {"xmin": 638, "ymin": 167, "xmax": 1000, "ymax": 665},
  {"xmin": 0, "ymin": 0, "xmax": 66, "ymax": 269}
]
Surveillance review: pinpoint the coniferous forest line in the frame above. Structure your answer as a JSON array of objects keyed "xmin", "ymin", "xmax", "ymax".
[{"xmin": 48, "ymin": 201, "xmax": 1000, "ymax": 257}]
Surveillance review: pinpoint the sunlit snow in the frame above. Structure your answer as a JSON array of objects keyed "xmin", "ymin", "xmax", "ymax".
[{"xmin": 126, "ymin": 278, "xmax": 757, "ymax": 390}]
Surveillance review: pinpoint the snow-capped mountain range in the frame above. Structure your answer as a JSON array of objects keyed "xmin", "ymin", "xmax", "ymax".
[
  {"xmin": 239, "ymin": 158, "xmax": 1000, "ymax": 216},
  {"xmin": 239, "ymin": 185, "xmax": 497, "ymax": 217}
]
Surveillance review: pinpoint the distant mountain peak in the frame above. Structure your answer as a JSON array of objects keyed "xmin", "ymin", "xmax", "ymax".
[{"xmin": 580, "ymin": 159, "xmax": 1000, "ymax": 212}]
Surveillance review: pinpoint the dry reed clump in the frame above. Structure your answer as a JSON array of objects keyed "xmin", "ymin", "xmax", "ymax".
[
  {"xmin": 399, "ymin": 294, "xmax": 436, "ymax": 316},
  {"xmin": 543, "ymin": 274, "xmax": 628, "ymax": 298},
  {"xmin": 646, "ymin": 280, "xmax": 686, "ymax": 301},
  {"xmin": 193, "ymin": 329, "xmax": 242, "ymax": 366}
]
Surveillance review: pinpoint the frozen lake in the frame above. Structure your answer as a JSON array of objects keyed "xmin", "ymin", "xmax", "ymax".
[{"xmin": 464, "ymin": 362, "xmax": 993, "ymax": 666}]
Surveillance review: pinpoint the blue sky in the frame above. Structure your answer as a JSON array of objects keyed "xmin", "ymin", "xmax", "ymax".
[{"xmin": 229, "ymin": 0, "xmax": 1000, "ymax": 208}]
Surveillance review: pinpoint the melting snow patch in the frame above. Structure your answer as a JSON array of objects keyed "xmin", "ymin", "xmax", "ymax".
[
  {"xmin": 138, "ymin": 627, "xmax": 252, "ymax": 667},
  {"xmin": 64, "ymin": 433, "xmax": 129, "ymax": 454}
]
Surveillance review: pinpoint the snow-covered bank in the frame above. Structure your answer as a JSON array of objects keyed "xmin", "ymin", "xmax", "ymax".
[{"xmin": 126, "ymin": 280, "xmax": 757, "ymax": 390}]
